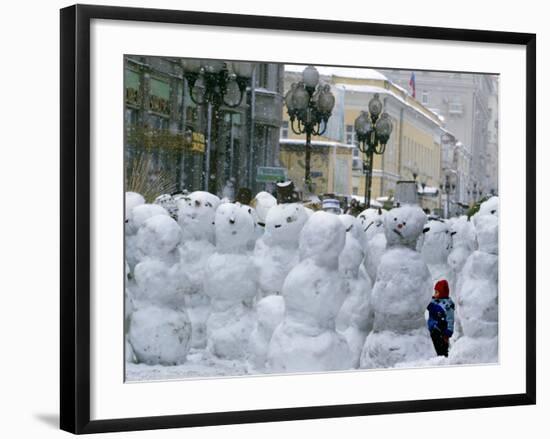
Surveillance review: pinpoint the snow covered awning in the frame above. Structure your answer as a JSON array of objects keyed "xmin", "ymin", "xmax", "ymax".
[{"xmin": 418, "ymin": 185, "xmax": 439, "ymax": 196}]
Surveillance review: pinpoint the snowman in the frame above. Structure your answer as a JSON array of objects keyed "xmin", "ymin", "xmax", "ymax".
[
  {"xmin": 358, "ymin": 208, "xmax": 387, "ymax": 284},
  {"xmin": 249, "ymin": 191, "xmax": 277, "ymax": 245},
  {"xmin": 254, "ymin": 203, "xmax": 309, "ymax": 298},
  {"xmin": 267, "ymin": 211, "xmax": 353, "ymax": 373},
  {"xmin": 124, "ymin": 191, "xmax": 146, "ymax": 265},
  {"xmin": 203, "ymin": 202, "xmax": 258, "ymax": 360},
  {"xmin": 360, "ymin": 205, "xmax": 435, "ymax": 368},
  {"xmin": 335, "ymin": 214, "xmax": 373, "ymax": 367},
  {"xmin": 448, "ymin": 216, "xmax": 477, "ymax": 276},
  {"xmin": 125, "ymin": 259, "xmax": 137, "ymax": 363},
  {"xmin": 154, "ymin": 193, "xmax": 178, "ymax": 220},
  {"xmin": 419, "ymin": 218, "xmax": 454, "ymax": 287},
  {"xmin": 125, "ymin": 203, "xmax": 169, "ymax": 270},
  {"xmin": 449, "ymin": 197, "xmax": 498, "ymax": 364},
  {"xmin": 175, "ymin": 191, "xmax": 221, "ymax": 348},
  {"xmin": 251, "ymin": 191, "xmax": 277, "ymax": 230},
  {"xmin": 247, "ymin": 295, "xmax": 285, "ymax": 372},
  {"xmin": 248, "ymin": 203, "xmax": 309, "ymax": 369},
  {"xmin": 128, "ymin": 214, "xmax": 192, "ymax": 365}
]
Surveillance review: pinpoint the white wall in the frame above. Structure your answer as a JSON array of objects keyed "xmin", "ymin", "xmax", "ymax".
[{"xmin": 0, "ymin": 0, "xmax": 546, "ymax": 438}]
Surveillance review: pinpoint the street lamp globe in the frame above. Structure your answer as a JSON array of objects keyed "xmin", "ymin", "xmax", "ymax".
[
  {"xmin": 284, "ymin": 83, "xmax": 298, "ymax": 112},
  {"xmin": 317, "ymin": 84, "xmax": 335, "ymax": 114},
  {"xmin": 292, "ymin": 82, "xmax": 309, "ymax": 111},
  {"xmin": 232, "ymin": 61, "xmax": 254, "ymax": 78},
  {"xmin": 191, "ymin": 76, "xmax": 206, "ymax": 104},
  {"xmin": 354, "ymin": 111, "xmax": 371, "ymax": 137},
  {"xmin": 368, "ymin": 93, "xmax": 383, "ymax": 120},
  {"xmin": 181, "ymin": 58, "xmax": 202, "ymax": 73},
  {"xmin": 375, "ymin": 112, "xmax": 393, "ymax": 143},
  {"xmin": 224, "ymin": 76, "xmax": 242, "ymax": 107},
  {"xmin": 302, "ymin": 65, "xmax": 320, "ymax": 89},
  {"xmin": 201, "ymin": 59, "xmax": 225, "ymax": 74}
]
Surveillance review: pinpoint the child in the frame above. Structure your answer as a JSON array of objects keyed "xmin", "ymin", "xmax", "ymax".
[{"xmin": 427, "ymin": 279, "xmax": 455, "ymax": 357}]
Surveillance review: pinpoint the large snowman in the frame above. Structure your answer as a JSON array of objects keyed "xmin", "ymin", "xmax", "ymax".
[
  {"xmin": 267, "ymin": 211, "xmax": 353, "ymax": 373},
  {"xmin": 419, "ymin": 218, "xmax": 454, "ymax": 287},
  {"xmin": 450, "ymin": 197, "xmax": 499, "ymax": 364},
  {"xmin": 248, "ymin": 203, "xmax": 309, "ymax": 370},
  {"xmin": 254, "ymin": 203, "xmax": 309, "ymax": 298},
  {"xmin": 358, "ymin": 208, "xmax": 387, "ymax": 284},
  {"xmin": 204, "ymin": 202, "xmax": 258, "ymax": 360},
  {"xmin": 360, "ymin": 205, "xmax": 435, "ymax": 368},
  {"xmin": 335, "ymin": 214, "xmax": 373, "ymax": 367},
  {"xmin": 175, "ymin": 191, "xmax": 221, "ymax": 348},
  {"xmin": 127, "ymin": 214, "xmax": 192, "ymax": 365}
]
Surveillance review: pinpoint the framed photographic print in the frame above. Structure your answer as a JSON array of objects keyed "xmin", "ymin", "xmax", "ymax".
[{"xmin": 60, "ymin": 4, "xmax": 536, "ymax": 434}]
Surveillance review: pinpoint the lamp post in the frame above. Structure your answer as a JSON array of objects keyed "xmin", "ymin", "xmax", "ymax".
[
  {"xmin": 284, "ymin": 65, "xmax": 335, "ymax": 193},
  {"xmin": 181, "ymin": 59, "xmax": 254, "ymax": 192},
  {"xmin": 440, "ymin": 171, "xmax": 457, "ymax": 218},
  {"xmin": 354, "ymin": 93, "xmax": 393, "ymax": 207}
]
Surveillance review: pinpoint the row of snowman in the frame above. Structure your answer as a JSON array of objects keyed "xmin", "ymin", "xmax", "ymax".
[{"xmin": 125, "ymin": 189, "xmax": 498, "ymax": 372}]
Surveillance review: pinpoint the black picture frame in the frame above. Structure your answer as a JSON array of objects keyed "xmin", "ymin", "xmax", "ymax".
[{"xmin": 60, "ymin": 4, "xmax": 536, "ymax": 434}]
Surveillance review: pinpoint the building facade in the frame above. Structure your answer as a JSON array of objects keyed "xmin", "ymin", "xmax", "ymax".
[
  {"xmin": 379, "ymin": 69, "xmax": 499, "ymax": 203},
  {"xmin": 124, "ymin": 56, "xmax": 284, "ymax": 199},
  {"xmin": 282, "ymin": 65, "xmax": 445, "ymax": 211}
]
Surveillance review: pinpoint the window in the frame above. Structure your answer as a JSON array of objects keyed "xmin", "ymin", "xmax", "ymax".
[
  {"xmin": 421, "ymin": 91, "xmax": 429, "ymax": 105},
  {"xmin": 280, "ymin": 120, "xmax": 289, "ymax": 139},
  {"xmin": 448, "ymin": 95, "xmax": 463, "ymax": 115},
  {"xmin": 345, "ymin": 124, "xmax": 356, "ymax": 145},
  {"xmin": 352, "ymin": 187, "xmax": 358, "ymax": 195},
  {"xmin": 352, "ymin": 147, "xmax": 359, "ymax": 158}
]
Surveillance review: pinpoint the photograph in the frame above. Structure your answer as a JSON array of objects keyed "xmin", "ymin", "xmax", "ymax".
[{"xmin": 123, "ymin": 56, "xmax": 500, "ymax": 381}]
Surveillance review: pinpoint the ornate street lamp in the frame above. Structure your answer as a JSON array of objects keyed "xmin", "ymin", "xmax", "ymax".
[
  {"xmin": 181, "ymin": 59, "xmax": 255, "ymax": 191},
  {"xmin": 284, "ymin": 66, "xmax": 335, "ymax": 193},
  {"xmin": 354, "ymin": 93, "xmax": 393, "ymax": 207}
]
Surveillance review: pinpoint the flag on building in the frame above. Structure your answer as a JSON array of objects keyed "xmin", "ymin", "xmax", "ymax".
[{"xmin": 409, "ymin": 72, "xmax": 416, "ymax": 98}]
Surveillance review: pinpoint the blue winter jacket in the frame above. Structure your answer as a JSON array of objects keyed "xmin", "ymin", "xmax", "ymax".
[{"xmin": 427, "ymin": 297, "xmax": 455, "ymax": 337}]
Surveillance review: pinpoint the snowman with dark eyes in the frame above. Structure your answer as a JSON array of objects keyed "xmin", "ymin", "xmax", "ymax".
[
  {"xmin": 175, "ymin": 191, "xmax": 221, "ymax": 349},
  {"xmin": 360, "ymin": 204, "xmax": 436, "ymax": 368},
  {"xmin": 357, "ymin": 208, "xmax": 387, "ymax": 284},
  {"xmin": 203, "ymin": 202, "xmax": 259, "ymax": 360},
  {"xmin": 248, "ymin": 202, "xmax": 309, "ymax": 370},
  {"xmin": 253, "ymin": 203, "xmax": 309, "ymax": 298},
  {"xmin": 450, "ymin": 197, "xmax": 499, "ymax": 364},
  {"xmin": 419, "ymin": 218, "xmax": 454, "ymax": 288}
]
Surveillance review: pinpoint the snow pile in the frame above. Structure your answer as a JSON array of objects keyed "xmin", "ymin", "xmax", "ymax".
[
  {"xmin": 267, "ymin": 211, "xmax": 352, "ymax": 373},
  {"xmin": 360, "ymin": 205, "xmax": 435, "ymax": 368}
]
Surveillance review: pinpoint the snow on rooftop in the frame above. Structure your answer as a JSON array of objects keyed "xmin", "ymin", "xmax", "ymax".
[{"xmin": 285, "ymin": 64, "xmax": 388, "ymax": 81}]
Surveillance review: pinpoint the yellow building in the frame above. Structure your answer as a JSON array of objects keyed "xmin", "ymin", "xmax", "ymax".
[
  {"xmin": 278, "ymin": 139, "xmax": 353, "ymax": 196},
  {"xmin": 281, "ymin": 65, "xmax": 445, "ymax": 211}
]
